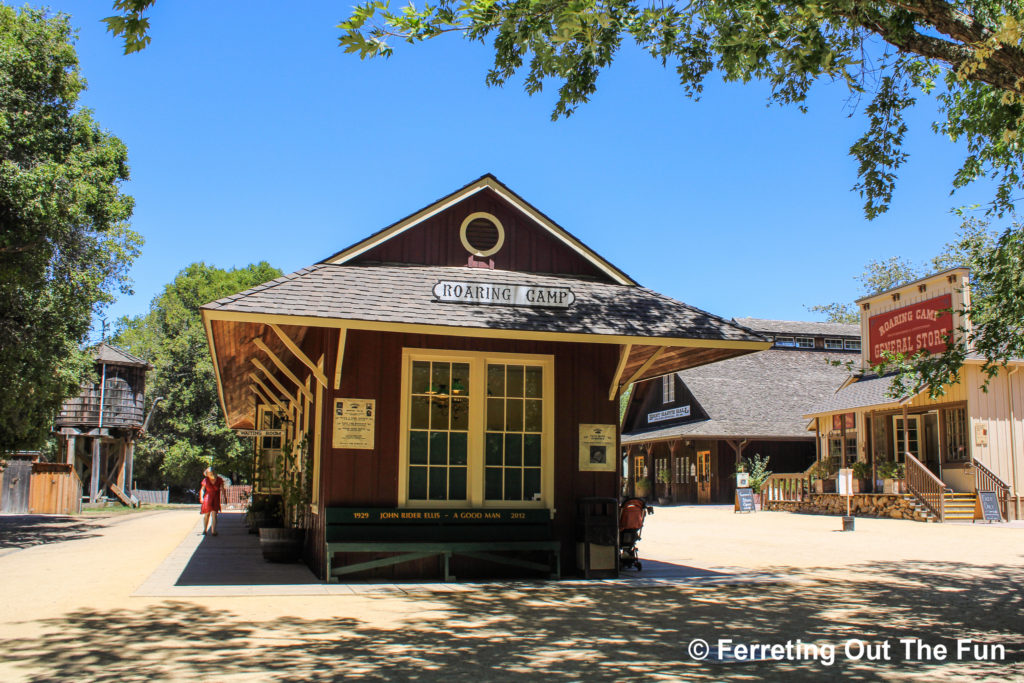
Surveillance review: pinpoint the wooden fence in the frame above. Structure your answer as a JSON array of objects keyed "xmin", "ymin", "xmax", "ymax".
[
  {"xmin": 28, "ymin": 463, "xmax": 82, "ymax": 515},
  {"xmin": 134, "ymin": 489, "xmax": 170, "ymax": 504},
  {"xmin": 763, "ymin": 473, "xmax": 813, "ymax": 503}
]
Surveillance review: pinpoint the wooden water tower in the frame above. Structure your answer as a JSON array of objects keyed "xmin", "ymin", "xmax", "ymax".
[{"xmin": 55, "ymin": 343, "xmax": 152, "ymax": 504}]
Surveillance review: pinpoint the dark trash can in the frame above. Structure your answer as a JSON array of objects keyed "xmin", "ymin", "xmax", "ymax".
[{"xmin": 576, "ymin": 497, "xmax": 619, "ymax": 578}]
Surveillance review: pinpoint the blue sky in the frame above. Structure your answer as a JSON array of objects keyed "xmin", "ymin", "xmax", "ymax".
[{"xmin": 36, "ymin": 2, "xmax": 993, "ymax": 337}]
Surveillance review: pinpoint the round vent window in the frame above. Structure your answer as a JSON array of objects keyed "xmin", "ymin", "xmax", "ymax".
[{"xmin": 459, "ymin": 212, "xmax": 505, "ymax": 258}]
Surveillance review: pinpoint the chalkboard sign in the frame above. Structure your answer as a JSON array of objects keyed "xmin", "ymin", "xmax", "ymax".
[
  {"xmin": 735, "ymin": 488, "xmax": 756, "ymax": 513},
  {"xmin": 975, "ymin": 491, "xmax": 1002, "ymax": 522}
]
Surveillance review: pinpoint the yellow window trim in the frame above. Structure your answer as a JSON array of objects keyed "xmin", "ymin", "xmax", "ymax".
[{"xmin": 397, "ymin": 347, "xmax": 555, "ymax": 509}]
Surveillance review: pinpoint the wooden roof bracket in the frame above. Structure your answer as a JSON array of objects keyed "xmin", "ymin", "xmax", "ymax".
[
  {"xmin": 608, "ymin": 343, "xmax": 632, "ymax": 401},
  {"xmin": 622, "ymin": 346, "xmax": 668, "ymax": 388},
  {"xmin": 253, "ymin": 338, "xmax": 314, "ymax": 402},
  {"xmin": 334, "ymin": 328, "xmax": 347, "ymax": 391},
  {"xmin": 249, "ymin": 361, "xmax": 297, "ymax": 405},
  {"xmin": 268, "ymin": 323, "xmax": 329, "ymax": 389},
  {"xmin": 249, "ymin": 382, "xmax": 285, "ymax": 413}
]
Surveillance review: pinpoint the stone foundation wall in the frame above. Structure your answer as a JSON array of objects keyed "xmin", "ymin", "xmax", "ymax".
[{"xmin": 765, "ymin": 493, "xmax": 933, "ymax": 522}]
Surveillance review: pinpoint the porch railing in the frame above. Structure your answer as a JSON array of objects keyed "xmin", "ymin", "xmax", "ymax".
[
  {"xmin": 763, "ymin": 473, "xmax": 812, "ymax": 503},
  {"xmin": 972, "ymin": 457, "xmax": 1011, "ymax": 520},
  {"xmin": 904, "ymin": 452, "xmax": 947, "ymax": 521}
]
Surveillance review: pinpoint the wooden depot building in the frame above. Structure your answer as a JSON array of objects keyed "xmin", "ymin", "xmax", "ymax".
[
  {"xmin": 201, "ymin": 175, "xmax": 769, "ymax": 580},
  {"xmin": 804, "ymin": 268, "xmax": 1023, "ymax": 521},
  {"xmin": 621, "ymin": 318, "xmax": 858, "ymax": 504}
]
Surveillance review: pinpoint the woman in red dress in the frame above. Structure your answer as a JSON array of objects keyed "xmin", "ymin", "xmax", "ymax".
[{"xmin": 200, "ymin": 467, "xmax": 224, "ymax": 536}]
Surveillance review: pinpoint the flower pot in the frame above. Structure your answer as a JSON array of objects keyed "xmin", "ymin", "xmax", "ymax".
[{"xmin": 258, "ymin": 527, "xmax": 305, "ymax": 563}]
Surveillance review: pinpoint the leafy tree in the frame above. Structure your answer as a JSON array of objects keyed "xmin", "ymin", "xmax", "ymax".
[
  {"xmin": 113, "ymin": 262, "xmax": 282, "ymax": 490},
  {"xmin": 808, "ymin": 256, "xmax": 922, "ymax": 323},
  {"xmin": 1, "ymin": 7, "xmax": 141, "ymax": 456}
]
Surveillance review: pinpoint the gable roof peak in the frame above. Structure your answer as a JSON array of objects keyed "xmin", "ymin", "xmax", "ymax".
[{"xmin": 320, "ymin": 174, "xmax": 638, "ymax": 286}]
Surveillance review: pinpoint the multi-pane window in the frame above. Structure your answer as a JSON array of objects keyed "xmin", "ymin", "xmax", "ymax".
[
  {"xmin": 795, "ymin": 337, "xmax": 814, "ymax": 348},
  {"xmin": 408, "ymin": 360, "xmax": 470, "ymax": 501},
  {"xmin": 844, "ymin": 433, "xmax": 858, "ymax": 463},
  {"xmin": 662, "ymin": 375, "xmax": 675, "ymax": 404},
  {"xmin": 943, "ymin": 407, "xmax": 968, "ymax": 461},
  {"xmin": 844, "ymin": 339, "xmax": 861, "ymax": 351},
  {"xmin": 824, "ymin": 338, "xmax": 844, "ymax": 350},
  {"xmin": 775, "ymin": 336, "xmax": 796, "ymax": 348},
  {"xmin": 893, "ymin": 416, "xmax": 920, "ymax": 462},
  {"xmin": 485, "ymin": 364, "xmax": 543, "ymax": 501}
]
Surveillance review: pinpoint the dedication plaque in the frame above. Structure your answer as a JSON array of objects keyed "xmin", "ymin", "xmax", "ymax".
[
  {"xmin": 578, "ymin": 424, "xmax": 616, "ymax": 472},
  {"xmin": 333, "ymin": 398, "xmax": 375, "ymax": 450}
]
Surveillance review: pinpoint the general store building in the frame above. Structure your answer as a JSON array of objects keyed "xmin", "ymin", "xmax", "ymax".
[{"xmin": 804, "ymin": 268, "xmax": 1023, "ymax": 521}]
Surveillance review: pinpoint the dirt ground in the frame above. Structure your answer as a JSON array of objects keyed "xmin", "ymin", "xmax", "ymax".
[{"xmin": 0, "ymin": 505, "xmax": 1020, "ymax": 681}]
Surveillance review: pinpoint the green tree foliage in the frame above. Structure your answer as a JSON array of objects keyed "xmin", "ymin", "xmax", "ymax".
[
  {"xmin": 113, "ymin": 262, "xmax": 282, "ymax": 489},
  {"xmin": 1, "ymin": 7, "xmax": 141, "ymax": 455}
]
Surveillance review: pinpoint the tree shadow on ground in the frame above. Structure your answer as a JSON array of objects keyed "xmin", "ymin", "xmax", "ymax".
[
  {"xmin": 2, "ymin": 560, "xmax": 1022, "ymax": 681},
  {"xmin": 0, "ymin": 515, "xmax": 104, "ymax": 549}
]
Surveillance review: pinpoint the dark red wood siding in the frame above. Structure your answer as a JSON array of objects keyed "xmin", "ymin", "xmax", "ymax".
[
  {"xmin": 348, "ymin": 187, "xmax": 616, "ymax": 282},
  {"xmin": 310, "ymin": 328, "xmax": 621, "ymax": 579}
]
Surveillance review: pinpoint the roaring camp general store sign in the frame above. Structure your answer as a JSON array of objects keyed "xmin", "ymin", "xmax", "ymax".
[
  {"xmin": 867, "ymin": 294, "xmax": 953, "ymax": 365},
  {"xmin": 433, "ymin": 281, "xmax": 575, "ymax": 308}
]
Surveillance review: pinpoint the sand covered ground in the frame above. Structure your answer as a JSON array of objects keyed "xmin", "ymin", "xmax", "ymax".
[{"xmin": 0, "ymin": 505, "xmax": 1020, "ymax": 681}]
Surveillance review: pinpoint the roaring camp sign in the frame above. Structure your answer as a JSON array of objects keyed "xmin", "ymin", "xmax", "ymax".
[{"xmin": 433, "ymin": 281, "xmax": 575, "ymax": 308}]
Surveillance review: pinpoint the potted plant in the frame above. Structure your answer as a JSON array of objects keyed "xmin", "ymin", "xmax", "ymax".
[
  {"xmin": 809, "ymin": 460, "xmax": 837, "ymax": 493},
  {"xmin": 634, "ymin": 477, "xmax": 651, "ymax": 500},
  {"xmin": 246, "ymin": 492, "xmax": 283, "ymax": 533},
  {"xmin": 742, "ymin": 453, "xmax": 772, "ymax": 507},
  {"xmin": 877, "ymin": 460, "xmax": 904, "ymax": 494},
  {"xmin": 656, "ymin": 468, "xmax": 671, "ymax": 505},
  {"xmin": 258, "ymin": 436, "xmax": 312, "ymax": 562},
  {"xmin": 851, "ymin": 461, "xmax": 872, "ymax": 493}
]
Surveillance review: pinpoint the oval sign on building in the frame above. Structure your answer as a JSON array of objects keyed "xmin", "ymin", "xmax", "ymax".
[
  {"xmin": 433, "ymin": 281, "xmax": 575, "ymax": 308},
  {"xmin": 868, "ymin": 294, "xmax": 953, "ymax": 365}
]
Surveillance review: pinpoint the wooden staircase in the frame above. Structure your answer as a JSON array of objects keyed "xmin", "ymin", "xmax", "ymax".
[
  {"xmin": 943, "ymin": 492, "xmax": 977, "ymax": 521},
  {"xmin": 902, "ymin": 492, "xmax": 977, "ymax": 522}
]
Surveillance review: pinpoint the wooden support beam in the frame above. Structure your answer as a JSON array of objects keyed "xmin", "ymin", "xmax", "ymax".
[
  {"xmin": 269, "ymin": 323, "xmax": 329, "ymax": 388},
  {"xmin": 334, "ymin": 328, "xmax": 347, "ymax": 390},
  {"xmin": 622, "ymin": 347, "xmax": 667, "ymax": 388},
  {"xmin": 608, "ymin": 343, "xmax": 632, "ymax": 401},
  {"xmin": 249, "ymin": 376, "xmax": 286, "ymax": 413},
  {"xmin": 251, "ymin": 358, "xmax": 298, "ymax": 405},
  {"xmin": 253, "ymin": 338, "xmax": 313, "ymax": 402}
]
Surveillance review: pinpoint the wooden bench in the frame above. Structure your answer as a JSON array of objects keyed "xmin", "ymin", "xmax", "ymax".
[{"xmin": 325, "ymin": 507, "xmax": 561, "ymax": 582}]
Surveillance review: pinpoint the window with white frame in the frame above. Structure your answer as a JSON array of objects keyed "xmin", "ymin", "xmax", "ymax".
[
  {"xmin": 824, "ymin": 338, "xmax": 844, "ymax": 350},
  {"xmin": 775, "ymin": 336, "xmax": 796, "ymax": 348},
  {"xmin": 662, "ymin": 375, "xmax": 675, "ymax": 404},
  {"xmin": 795, "ymin": 337, "xmax": 814, "ymax": 348},
  {"xmin": 844, "ymin": 339, "xmax": 861, "ymax": 351},
  {"xmin": 401, "ymin": 350, "xmax": 553, "ymax": 507}
]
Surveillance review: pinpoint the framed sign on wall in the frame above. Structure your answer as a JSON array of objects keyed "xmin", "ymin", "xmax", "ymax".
[
  {"xmin": 333, "ymin": 398, "xmax": 376, "ymax": 450},
  {"xmin": 579, "ymin": 424, "xmax": 616, "ymax": 471}
]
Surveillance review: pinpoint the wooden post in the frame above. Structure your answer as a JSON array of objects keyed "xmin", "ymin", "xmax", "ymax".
[
  {"xmin": 869, "ymin": 413, "xmax": 878, "ymax": 493},
  {"xmin": 668, "ymin": 440, "xmax": 679, "ymax": 501},
  {"xmin": 89, "ymin": 438, "xmax": 100, "ymax": 502},
  {"xmin": 125, "ymin": 438, "xmax": 135, "ymax": 497},
  {"xmin": 65, "ymin": 435, "xmax": 76, "ymax": 465}
]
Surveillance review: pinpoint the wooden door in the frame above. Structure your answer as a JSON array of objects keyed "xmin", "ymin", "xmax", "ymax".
[
  {"xmin": 2, "ymin": 460, "xmax": 32, "ymax": 513},
  {"xmin": 697, "ymin": 450, "xmax": 712, "ymax": 504}
]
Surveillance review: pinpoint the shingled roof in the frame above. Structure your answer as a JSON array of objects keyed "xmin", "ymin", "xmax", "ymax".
[
  {"xmin": 803, "ymin": 373, "xmax": 922, "ymax": 416},
  {"xmin": 203, "ymin": 263, "xmax": 765, "ymax": 343},
  {"xmin": 623, "ymin": 349, "xmax": 853, "ymax": 442},
  {"xmin": 92, "ymin": 342, "xmax": 152, "ymax": 369},
  {"xmin": 733, "ymin": 317, "xmax": 860, "ymax": 338}
]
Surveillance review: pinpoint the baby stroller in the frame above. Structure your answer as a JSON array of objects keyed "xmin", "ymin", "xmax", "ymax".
[{"xmin": 619, "ymin": 497, "xmax": 654, "ymax": 570}]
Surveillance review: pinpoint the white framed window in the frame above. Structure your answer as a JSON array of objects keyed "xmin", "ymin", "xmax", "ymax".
[
  {"xmin": 824, "ymin": 338, "xmax": 844, "ymax": 350},
  {"xmin": 398, "ymin": 349, "xmax": 554, "ymax": 508},
  {"xmin": 844, "ymin": 339, "xmax": 861, "ymax": 351},
  {"xmin": 662, "ymin": 375, "xmax": 675, "ymax": 404},
  {"xmin": 795, "ymin": 337, "xmax": 814, "ymax": 348},
  {"xmin": 775, "ymin": 336, "xmax": 796, "ymax": 348}
]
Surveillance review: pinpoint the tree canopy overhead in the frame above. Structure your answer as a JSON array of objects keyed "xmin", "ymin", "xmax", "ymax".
[{"xmin": 1, "ymin": 6, "xmax": 141, "ymax": 455}]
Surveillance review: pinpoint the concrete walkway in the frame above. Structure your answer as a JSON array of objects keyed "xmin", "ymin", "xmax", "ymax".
[{"xmin": 132, "ymin": 511, "xmax": 782, "ymax": 597}]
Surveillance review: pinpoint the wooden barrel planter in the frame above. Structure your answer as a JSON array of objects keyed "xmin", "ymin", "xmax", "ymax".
[{"xmin": 258, "ymin": 527, "xmax": 305, "ymax": 562}]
